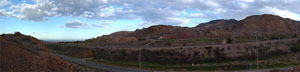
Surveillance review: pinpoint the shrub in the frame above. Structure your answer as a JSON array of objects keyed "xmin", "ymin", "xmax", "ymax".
[
  {"xmin": 202, "ymin": 38, "xmax": 213, "ymax": 43},
  {"xmin": 292, "ymin": 34, "xmax": 297, "ymax": 38},
  {"xmin": 270, "ymin": 34, "xmax": 287, "ymax": 40},
  {"xmin": 14, "ymin": 32, "xmax": 22, "ymax": 35},
  {"xmin": 226, "ymin": 38, "xmax": 232, "ymax": 44},
  {"xmin": 290, "ymin": 44, "xmax": 300, "ymax": 52},
  {"xmin": 138, "ymin": 37, "xmax": 146, "ymax": 41},
  {"xmin": 21, "ymin": 37, "xmax": 32, "ymax": 42},
  {"xmin": 121, "ymin": 49, "xmax": 127, "ymax": 56}
]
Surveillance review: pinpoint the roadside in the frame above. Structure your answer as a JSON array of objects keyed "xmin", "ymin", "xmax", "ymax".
[
  {"xmin": 46, "ymin": 38, "xmax": 300, "ymax": 71},
  {"xmin": 52, "ymin": 51, "xmax": 299, "ymax": 72},
  {"xmin": 51, "ymin": 53, "xmax": 148, "ymax": 72},
  {"xmin": 72, "ymin": 62, "xmax": 108, "ymax": 72}
]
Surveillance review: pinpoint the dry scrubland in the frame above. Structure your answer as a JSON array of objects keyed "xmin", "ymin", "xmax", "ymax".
[
  {"xmin": 0, "ymin": 32, "xmax": 75, "ymax": 72},
  {"xmin": 47, "ymin": 38, "xmax": 300, "ymax": 71},
  {"xmin": 46, "ymin": 14, "xmax": 300, "ymax": 71}
]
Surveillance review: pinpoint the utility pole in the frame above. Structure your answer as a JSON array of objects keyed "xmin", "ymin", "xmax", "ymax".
[
  {"xmin": 256, "ymin": 37, "xmax": 259, "ymax": 70},
  {"xmin": 297, "ymin": 23, "xmax": 299, "ymax": 37},
  {"xmin": 139, "ymin": 47, "xmax": 142, "ymax": 72}
]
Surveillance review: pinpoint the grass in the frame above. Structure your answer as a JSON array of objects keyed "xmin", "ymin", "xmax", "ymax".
[
  {"xmin": 87, "ymin": 55, "xmax": 300, "ymax": 71},
  {"xmin": 47, "ymin": 44, "xmax": 300, "ymax": 71},
  {"xmin": 46, "ymin": 40, "xmax": 300, "ymax": 71},
  {"xmin": 87, "ymin": 59, "xmax": 221, "ymax": 71}
]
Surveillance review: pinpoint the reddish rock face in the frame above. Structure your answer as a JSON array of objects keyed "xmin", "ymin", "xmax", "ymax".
[
  {"xmin": 127, "ymin": 25, "xmax": 185, "ymax": 39},
  {"xmin": 0, "ymin": 33, "xmax": 75, "ymax": 72},
  {"xmin": 89, "ymin": 14, "xmax": 300, "ymax": 41},
  {"xmin": 236, "ymin": 14, "xmax": 299, "ymax": 36},
  {"xmin": 101, "ymin": 31, "xmax": 132, "ymax": 38},
  {"xmin": 196, "ymin": 19, "xmax": 238, "ymax": 28},
  {"xmin": 76, "ymin": 50, "xmax": 94, "ymax": 58}
]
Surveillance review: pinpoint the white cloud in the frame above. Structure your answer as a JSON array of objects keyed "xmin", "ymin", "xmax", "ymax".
[
  {"xmin": 168, "ymin": 17, "xmax": 190, "ymax": 26},
  {"xmin": 205, "ymin": 0, "xmax": 219, "ymax": 7},
  {"xmin": 241, "ymin": 0, "xmax": 254, "ymax": 3},
  {"xmin": 3, "ymin": 0, "xmax": 56, "ymax": 21},
  {"xmin": 65, "ymin": 20, "xmax": 108, "ymax": 29},
  {"xmin": 260, "ymin": 7, "xmax": 300, "ymax": 20},
  {"xmin": 0, "ymin": 0, "xmax": 11, "ymax": 7},
  {"xmin": 65, "ymin": 20, "xmax": 88, "ymax": 29},
  {"xmin": 189, "ymin": 13, "xmax": 204, "ymax": 18},
  {"xmin": 1, "ymin": 0, "xmax": 300, "ymax": 26}
]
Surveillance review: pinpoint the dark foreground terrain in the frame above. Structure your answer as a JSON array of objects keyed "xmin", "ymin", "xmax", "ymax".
[{"xmin": 0, "ymin": 32, "xmax": 75, "ymax": 72}]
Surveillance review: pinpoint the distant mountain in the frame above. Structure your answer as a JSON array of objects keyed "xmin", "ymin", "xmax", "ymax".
[
  {"xmin": 89, "ymin": 14, "xmax": 300, "ymax": 42},
  {"xmin": 0, "ymin": 32, "xmax": 75, "ymax": 72},
  {"xmin": 126, "ymin": 25, "xmax": 190, "ymax": 39},
  {"xmin": 101, "ymin": 31, "xmax": 133, "ymax": 38}
]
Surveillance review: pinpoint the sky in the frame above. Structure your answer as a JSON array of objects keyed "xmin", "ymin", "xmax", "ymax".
[{"xmin": 1, "ymin": 0, "xmax": 300, "ymax": 41}]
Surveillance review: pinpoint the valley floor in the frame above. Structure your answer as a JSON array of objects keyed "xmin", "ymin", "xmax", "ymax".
[
  {"xmin": 47, "ymin": 38, "xmax": 300, "ymax": 71},
  {"xmin": 51, "ymin": 53, "xmax": 146, "ymax": 72},
  {"xmin": 52, "ymin": 51, "xmax": 299, "ymax": 72}
]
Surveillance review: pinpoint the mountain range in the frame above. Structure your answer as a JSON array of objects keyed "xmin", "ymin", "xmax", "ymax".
[{"xmin": 88, "ymin": 14, "xmax": 300, "ymax": 43}]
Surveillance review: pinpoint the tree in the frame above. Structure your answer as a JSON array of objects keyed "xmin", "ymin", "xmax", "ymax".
[
  {"xmin": 14, "ymin": 32, "xmax": 22, "ymax": 35},
  {"xmin": 290, "ymin": 44, "xmax": 300, "ymax": 52},
  {"xmin": 226, "ymin": 38, "xmax": 232, "ymax": 44}
]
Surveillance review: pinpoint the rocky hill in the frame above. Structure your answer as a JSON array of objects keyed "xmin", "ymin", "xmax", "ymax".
[
  {"xmin": 0, "ymin": 32, "xmax": 75, "ymax": 72},
  {"xmin": 89, "ymin": 14, "xmax": 300, "ymax": 42},
  {"xmin": 101, "ymin": 31, "xmax": 132, "ymax": 38},
  {"xmin": 196, "ymin": 19, "xmax": 238, "ymax": 28},
  {"xmin": 235, "ymin": 14, "xmax": 300, "ymax": 37}
]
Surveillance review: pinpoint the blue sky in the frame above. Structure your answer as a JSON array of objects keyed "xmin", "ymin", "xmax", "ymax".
[{"xmin": 1, "ymin": 0, "xmax": 300, "ymax": 41}]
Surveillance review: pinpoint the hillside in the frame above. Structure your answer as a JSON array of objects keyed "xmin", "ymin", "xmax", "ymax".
[
  {"xmin": 235, "ymin": 14, "xmax": 300, "ymax": 37},
  {"xmin": 0, "ymin": 32, "xmax": 75, "ymax": 72},
  {"xmin": 48, "ymin": 14, "xmax": 300, "ymax": 71},
  {"xmin": 88, "ymin": 14, "xmax": 300, "ymax": 42}
]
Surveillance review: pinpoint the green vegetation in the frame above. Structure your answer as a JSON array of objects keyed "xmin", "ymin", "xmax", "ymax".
[
  {"xmin": 87, "ymin": 53, "xmax": 300, "ymax": 71},
  {"xmin": 85, "ymin": 38, "xmax": 112, "ymax": 43},
  {"xmin": 290, "ymin": 44, "xmax": 300, "ymax": 52},
  {"xmin": 20, "ymin": 37, "xmax": 31, "ymax": 42},
  {"xmin": 46, "ymin": 38, "xmax": 300, "ymax": 71},
  {"xmin": 14, "ymin": 32, "xmax": 22, "ymax": 35},
  {"xmin": 226, "ymin": 38, "xmax": 232, "ymax": 44},
  {"xmin": 46, "ymin": 43, "xmax": 90, "ymax": 58},
  {"xmin": 270, "ymin": 34, "xmax": 288, "ymax": 40},
  {"xmin": 138, "ymin": 37, "xmax": 146, "ymax": 41}
]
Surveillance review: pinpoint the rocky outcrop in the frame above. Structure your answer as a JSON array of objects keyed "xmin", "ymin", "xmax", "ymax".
[
  {"xmin": 93, "ymin": 38, "xmax": 300, "ymax": 64},
  {"xmin": 196, "ymin": 19, "xmax": 238, "ymax": 28},
  {"xmin": 128, "ymin": 25, "xmax": 187, "ymax": 39},
  {"xmin": 88, "ymin": 14, "xmax": 300, "ymax": 42},
  {"xmin": 235, "ymin": 14, "xmax": 300, "ymax": 37},
  {"xmin": 101, "ymin": 31, "xmax": 132, "ymax": 38},
  {"xmin": 0, "ymin": 32, "xmax": 75, "ymax": 72}
]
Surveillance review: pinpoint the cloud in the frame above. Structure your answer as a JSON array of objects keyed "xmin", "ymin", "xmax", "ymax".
[
  {"xmin": 1, "ymin": 0, "xmax": 300, "ymax": 26},
  {"xmin": 3, "ymin": 0, "xmax": 56, "ymax": 21},
  {"xmin": 0, "ymin": 0, "xmax": 11, "ymax": 7},
  {"xmin": 65, "ymin": 20, "xmax": 88, "ymax": 29},
  {"xmin": 260, "ymin": 7, "xmax": 300, "ymax": 20},
  {"xmin": 65, "ymin": 20, "xmax": 108, "ymax": 29}
]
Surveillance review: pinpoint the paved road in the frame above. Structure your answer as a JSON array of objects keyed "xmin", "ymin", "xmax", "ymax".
[
  {"xmin": 52, "ymin": 53, "xmax": 148, "ymax": 72},
  {"xmin": 240, "ymin": 67, "xmax": 294, "ymax": 72}
]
